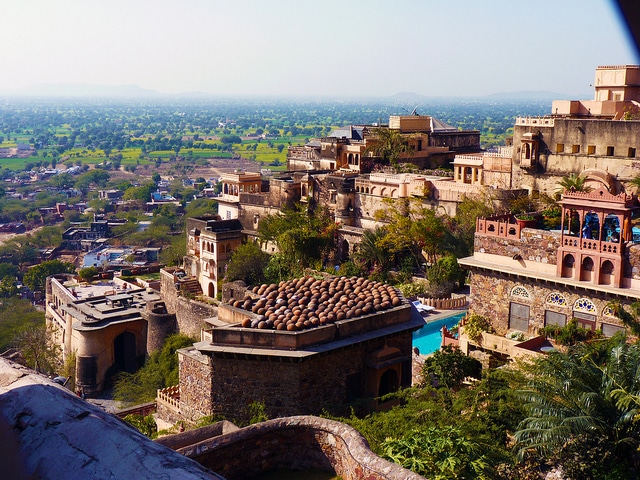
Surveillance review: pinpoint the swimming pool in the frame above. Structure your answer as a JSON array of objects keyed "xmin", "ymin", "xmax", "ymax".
[{"xmin": 412, "ymin": 312, "xmax": 466, "ymax": 355}]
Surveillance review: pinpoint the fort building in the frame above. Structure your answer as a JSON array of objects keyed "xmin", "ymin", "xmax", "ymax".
[
  {"xmin": 157, "ymin": 276, "xmax": 423, "ymax": 424},
  {"xmin": 513, "ymin": 65, "xmax": 640, "ymax": 196},
  {"xmin": 46, "ymin": 275, "xmax": 176, "ymax": 394},
  {"xmin": 457, "ymin": 187, "xmax": 640, "ymax": 361},
  {"xmin": 287, "ymin": 115, "xmax": 480, "ymax": 173}
]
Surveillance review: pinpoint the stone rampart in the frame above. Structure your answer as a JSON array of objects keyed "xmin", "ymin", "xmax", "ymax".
[
  {"xmin": 475, "ymin": 228, "xmax": 561, "ymax": 265},
  {"xmin": 179, "ymin": 416, "xmax": 425, "ymax": 480},
  {"xmin": 160, "ymin": 269, "xmax": 217, "ymax": 338}
]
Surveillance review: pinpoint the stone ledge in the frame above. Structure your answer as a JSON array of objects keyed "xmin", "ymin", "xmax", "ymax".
[{"xmin": 178, "ymin": 415, "xmax": 425, "ymax": 480}]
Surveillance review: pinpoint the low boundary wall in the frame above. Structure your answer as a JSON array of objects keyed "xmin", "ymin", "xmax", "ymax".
[{"xmin": 178, "ymin": 415, "xmax": 425, "ymax": 480}]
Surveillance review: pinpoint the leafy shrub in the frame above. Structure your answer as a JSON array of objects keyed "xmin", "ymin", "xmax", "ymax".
[
  {"xmin": 123, "ymin": 414, "xmax": 157, "ymax": 438},
  {"xmin": 539, "ymin": 320, "xmax": 602, "ymax": 346},
  {"xmin": 422, "ymin": 345, "xmax": 482, "ymax": 389},
  {"xmin": 397, "ymin": 281, "xmax": 427, "ymax": 298},
  {"xmin": 463, "ymin": 314, "xmax": 493, "ymax": 343}
]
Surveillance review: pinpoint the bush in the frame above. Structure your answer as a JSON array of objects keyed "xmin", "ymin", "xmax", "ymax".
[
  {"xmin": 422, "ymin": 345, "xmax": 482, "ymax": 389},
  {"xmin": 397, "ymin": 281, "xmax": 427, "ymax": 298},
  {"xmin": 463, "ymin": 314, "xmax": 493, "ymax": 343},
  {"xmin": 539, "ymin": 320, "xmax": 602, "ymax": 346}
]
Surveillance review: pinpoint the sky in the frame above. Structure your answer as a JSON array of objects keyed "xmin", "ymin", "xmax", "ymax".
[{"xmin": 1, "ymin": 0, "xmax": 638, "ymax": 98}]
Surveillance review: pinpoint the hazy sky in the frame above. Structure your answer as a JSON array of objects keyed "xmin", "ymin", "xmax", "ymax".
[{"xmin": 2, "ymin": 0, "xmax": 638, "ymax": 97}]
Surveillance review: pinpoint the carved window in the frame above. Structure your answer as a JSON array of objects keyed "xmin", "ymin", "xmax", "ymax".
[
  {"xmin": 602, "ymin": 305, "xmax": 616, "ymax": 317},
  {"xmin": 510, "ymin": 286, "xmax": 531, "ymax": 299},
  {"xmin": 546, "ymin": 292, "xmax": 567, "ymax": 306},
  {"xmin": 573, "ymin": 298, "xmax": 596, "ymax": 313}
]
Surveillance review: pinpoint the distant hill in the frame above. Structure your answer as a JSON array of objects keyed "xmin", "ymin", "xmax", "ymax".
[{"xmin": 2, "ymin": 83, "xmax": 163, "ymax": 98}]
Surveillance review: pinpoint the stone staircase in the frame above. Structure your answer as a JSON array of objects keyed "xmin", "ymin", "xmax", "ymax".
[{"xmin": 177, "ymin": 277, "xmax": 202, "ymax": 296}]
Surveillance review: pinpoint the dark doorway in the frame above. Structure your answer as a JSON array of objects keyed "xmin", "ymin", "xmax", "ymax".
[
  {"xmin": 114, "ymin": 331, "xmax": 137, "ymax": 373},
  {"xmin": 341, "ymin": 239, "xmax": 350, "ymax": 262},
  {"xmin": 378, "ymin": 369, "xmax": 399, "ymax": 397}
]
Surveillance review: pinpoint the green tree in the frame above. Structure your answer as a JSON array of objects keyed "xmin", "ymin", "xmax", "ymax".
[
  {"xmin": 123, "ymin": 182, "xmax": 155, "ymax": 203},
  {"xmin": 374, "ymin": 198, "xmax": 446, "ymax": 265},
  {"xmin": 607, "ymin": 299, "xmax": 640, "ymax": 336},
  {"xmin": 74, "ymin": 169, "xmax": 111, "ymax": 193},
  {"xmin": 556, "ymin": 173, "xmax": 592, "ymax": 196},
  {"xmin": 78, "ymin": 266, "xmax": 99, "ymax": 282},
  {"xmin": 0, "ymin": 276, "xmax": 18, "ymax": 298},
  {"xmin": 426, "ymin": 254, "xmax": 465, "ymax": 297},
  {"xmin": 381, "ymin": 425, "xmax": 491, "ymax": 479},
  {"xmin": 364, "ymin": 127, "xmax": 411, "ymax": 168},
  {"xmin": 450, "ymin": 195, "xmax": 496, "ymax": 257},
  {"xmin": 113, "ymin": 334, "xmax": 194, "ymax": 404},
  {"xmin": 16, "ymin": 324, "xmax": 61, "ymax": 375},
  {"xmin": 258, "ymin": 204, "xmax": 336, "ymax": 277},
  {"xmin": 225, "ymin": 241, "xmax": 270, "ymax": 286},
  {"xmin": 515, "ymin": 341, "xmax": 640, "ymax": 478},
  {"xmin": 353, "ymin": 227, "xmax": 393, "ymax": 274},
  {"xmin": 422, "ymin": 345, "xmax": 482, "ymax": 389},
  {"xmin": 23, "ymin": 260, "xmax": 75, "ymax": 291},
  {"xmin": 0, "ymin": 262, "xmax": 18, "ymax": 281}
]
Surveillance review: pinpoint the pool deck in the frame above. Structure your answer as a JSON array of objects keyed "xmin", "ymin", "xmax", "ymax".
[{"xmin": 421, "ymin": 308, "xmax": 467, "ymax": 324}]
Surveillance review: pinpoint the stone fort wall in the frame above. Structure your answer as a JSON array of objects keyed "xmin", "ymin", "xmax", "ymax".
[
  {"xmin": 179, "ymin": 416, "xmax": 425, "ymax": 480},
  {"xmin": 178, "ymin": 332, "xmax": 412, "ymax": 420},
  {"xmin": 474, "ymin": 229, "xmax": 562, "ymax": 265},
  {"xmin": 160, "ymin": 270, "xmax": 217, "ymax": 338}
]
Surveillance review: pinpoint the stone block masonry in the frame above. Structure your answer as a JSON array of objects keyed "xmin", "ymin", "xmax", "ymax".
[{"xmin": 180, "ymin": 416, "xmax": 425, "ymax": 480}]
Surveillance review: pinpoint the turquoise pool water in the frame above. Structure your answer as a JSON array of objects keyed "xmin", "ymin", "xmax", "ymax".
[{"xmin": 412, "ymin": 312, "xmax": 466, "ymax": 355}]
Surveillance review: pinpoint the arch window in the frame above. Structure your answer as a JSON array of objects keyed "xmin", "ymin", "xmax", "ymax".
[
  {"xmin": 546, "ymin": 292, "xmax": 567, "ymax": 306},
  {"xmin": 602, "ymin": 305, "xmax": 616, "ymax": 317},
  {"xmin": 510, "ymin": 285, "xmax": 531, "ymax": 300},
  {"xmin": 582, "ymin": 212, "xmax": 600, "ymax": 240},
  {"xmin": 603, "ymin": 214, "xmax": 621, "ymax": 242},
  {"xmin": 601, "ymin": 260, "xmax": 614, "ymax": 275},
  {"xmin": 573, "ymin": 298, "xmax": 596, "ymax": 314}
]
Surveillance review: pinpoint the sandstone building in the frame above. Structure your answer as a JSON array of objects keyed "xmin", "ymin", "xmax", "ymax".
[
  {"xmin": 512, "ymin": 65, "xmax": 640, "ymax": 195},
  {"xmin": 45, "ymin": 275, "xmax": 176, "ymax": 394},
  {"xmin": 458, "ymin": 187, "xmax": 640, "ymax": 360},
  {"xmin": 157, "ymin": 276, "xmax": 423, "ymax": 423},
  {"xmin": 287, "ymin": 115, "xmax": 480, "ymax": 173}
]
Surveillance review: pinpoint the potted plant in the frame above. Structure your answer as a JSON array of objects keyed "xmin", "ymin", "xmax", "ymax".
[{"xmin": 515, "ymin": 214, "xmax": 537, "ymax": 229}]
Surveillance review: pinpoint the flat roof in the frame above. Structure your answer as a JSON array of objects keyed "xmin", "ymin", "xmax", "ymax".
[
  {"xmin": 192, "ymin": 307, "xmax": 425, "ymax": 360},
  {"xmin": 459, "ymin": 255, "xmax": 640, "ymax": 301}
]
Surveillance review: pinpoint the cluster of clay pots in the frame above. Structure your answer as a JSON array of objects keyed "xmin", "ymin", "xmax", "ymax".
[{"xmin": 232, "ymin": 276, "xmax": 403, "ymax": 331}]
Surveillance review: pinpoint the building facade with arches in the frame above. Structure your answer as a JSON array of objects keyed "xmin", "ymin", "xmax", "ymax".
[
  {"xmin": 512, "ymin": 65, "xmax": 640, "ymax": 196},
  {"xmin": 459, "ymin": 188, "xmax": 640, "ymax": 354}
]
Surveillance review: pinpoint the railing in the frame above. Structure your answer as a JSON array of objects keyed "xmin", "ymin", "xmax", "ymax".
[
  {"xmin": 476, "ymin": 215, "xmax": 522, "ymax": 239},
  {"xmin": 562, "ymin": 235, "xmax": 620, "ymax": 254},
  {"xmin": 157, "ymin": 385, "xmax": 180, "ymax": 410},
  {"xmin": 417, "ymin": 294, "xmax": 467, "ymax": 310}
]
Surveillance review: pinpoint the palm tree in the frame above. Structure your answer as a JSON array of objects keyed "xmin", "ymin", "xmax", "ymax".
[
  {"xmin": 515, "ymin": 341, "xmax": 640, "ymax": 478},
  {"xmin": 353, "ymin": 227, "xmax": 393, "ymax": 273},
  {"xmin": 364, "ymin": 127, "xmax": 411, "ymax": 168},
  {"xmin": 555, "ymin": 173, "xmax": 592, "ymax": 196}
]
